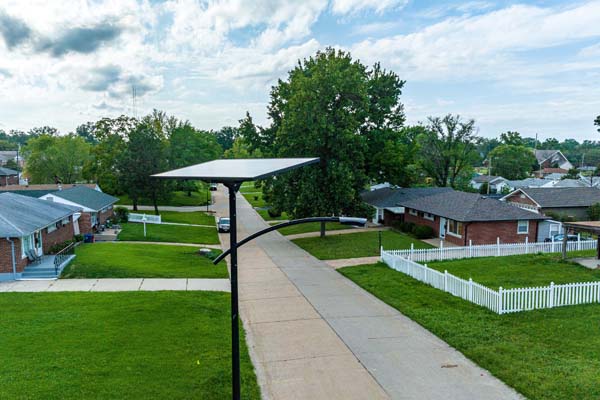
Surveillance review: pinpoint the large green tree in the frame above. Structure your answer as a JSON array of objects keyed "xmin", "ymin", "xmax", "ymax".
[
  {"xmin": 489, "ymin": 144, "xmax": 536, "ymax": 180},
  {"xmin": 595, "ymin": 115, "xmax": 600, "ymax": 133},
  {"xmin": 24, "ymin": 134, "xmax": 91, "ymax": 183},
  {"xmin": 266, "ymin": 49, "xmax": 381, "ymax": 236},
  {"xmin": 213, "ymin": 126, "xmax": 238, "ymax": 151},
  {"xmin": 418, "ymin": 114, "xmax": 479, "ymax": 187},
  {"xmin": 499, "ymin": 131, "xmax": 525, "ymax": 146}
]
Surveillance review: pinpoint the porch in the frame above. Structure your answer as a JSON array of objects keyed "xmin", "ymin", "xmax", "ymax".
[{"xmin": 20, "ymin": 251, "xmax": 76, "ymax": 280}]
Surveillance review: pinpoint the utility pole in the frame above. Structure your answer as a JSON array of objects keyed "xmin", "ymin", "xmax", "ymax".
[{"xmin": 487, "ymin": 157, "xmax": 492, "ymax": 195}]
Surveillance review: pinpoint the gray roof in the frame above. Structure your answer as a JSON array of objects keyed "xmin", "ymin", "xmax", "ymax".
[
  {"xmin": 518, "ymin": 187, "xmax": 600, "ymax": 208},
  {"xmin": 0, "ymin": 193, "xmax": 79, "ymax": 237},
  {"xmin": 52, "ymin": 186, "xmax": 118, "ymax": 211},
  {"xmin": 471, "ymin": 175, "xmax": 505, "ymax": 184},
  {"xmin": 399, "ymin": 191, "xmax": 547, "ymax": 222},
  {"xmin": 0, "ymin": 167, "xmax": 18, "ymax": 176},
  {"xmin": 535, "ymin": 149, "xmax": 562, "ymax": 163},
  {"xmin": 506, "ymin": 178, "xmax": 551, "ymax": 189},
  {"xmin": 549, "ymin": 179, "xmax": 587, "ymax": 188},
  {"xmin": 361, "ymin": 187, "xmax": 454, "ymax": 208}
]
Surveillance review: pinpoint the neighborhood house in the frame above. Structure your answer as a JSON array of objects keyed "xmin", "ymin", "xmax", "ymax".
[
  {"xmin": 398, "ymin": 191, "xmax": 548, "ymax": 246},
  {"xmin": 469, "ymin": 175, "xmax": 509, "ymax": 193},
  {"xmin": 534, "ymin": 149, "xmax": 573, "ymax": 176},
  {"xmin": 502, "ymin": 187, "xmax": 600, "ymax": 220},
  {"xmin": 0, "ymin": 167, "xmax": 19, "ymax": 186},
  {"xmin": 0, "ymin": 192, "xmax": 78, "ymax": 280}
]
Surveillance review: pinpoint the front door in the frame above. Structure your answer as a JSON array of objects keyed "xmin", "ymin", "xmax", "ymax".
[
  {"xmin": 34, "ymin": 230, "xmax": 43, "ymax": 256},
  {"xmin": 439, "ymin": 217, "xmax": 447, "ymax": 238}
]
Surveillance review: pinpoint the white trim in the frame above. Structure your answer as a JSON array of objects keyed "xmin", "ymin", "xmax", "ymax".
[
  {"xmin": 517, "ymin": 220, "xmax": 529, "ymax": 234},
  {"xmin": 409, "ymin": 208, "xmax": 417, "ymax": 216},
  {"xmin": 424, "ymin": 212, "xmax": 434, "ymax": 221}
]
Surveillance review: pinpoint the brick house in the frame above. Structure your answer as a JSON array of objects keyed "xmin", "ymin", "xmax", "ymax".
[
  {"xmin": 399, "ymin": 191, "xmax": 547, "ymax": 246},
  {"xmin": 501, "ymin": 187, "xmax": 600, "ymax": 221},
  {"xmin": 361, "ymin": 186, "xmax": 454, "ymax": 225},
  {"xmin": 0, "ymin": 167, "xmax": 19, "ymax": 186},
  {"xmin": 39, "ymin": 186, "xmax": 119, "ymax": 234},
  {"xmin": 0, "ymin": 192, "xmax": 78, "ymax": 280}
]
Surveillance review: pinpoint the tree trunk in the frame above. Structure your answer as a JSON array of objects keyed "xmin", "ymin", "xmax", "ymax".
[
  {"xmin": 320, "ymin": 221, "xmax": 326, "ymax": 238},
  {"xmin": 132, "ymin": 197, "xmax": 138, "ymax": 212}
]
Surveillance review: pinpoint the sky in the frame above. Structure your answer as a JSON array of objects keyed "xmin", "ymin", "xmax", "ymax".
[{"xmin": 0, "ymin": 0, "xmax": 599, "ymax": 141}]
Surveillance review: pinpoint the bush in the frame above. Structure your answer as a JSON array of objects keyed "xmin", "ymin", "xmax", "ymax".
[
  {"xmin": 397, "ymin": 221, "xmax": 415, "ymax": 233},
  {"xmin": 413, "ymin": 225, "xmax": 434, "ymax": 239},
  {"xmin": 48, "ymin": 239, "xmax": 76, "ymax": 254},
  {"xmin": 267, "ymin": 207, "xmax": 282, "ymax": 218},
  {"xmin": 114, "ymin": 206, "xmax": 129, "ymax": 223},
  {"xmin": 74, "ymin": 234, "xmax": 84, "ymax": 242}
]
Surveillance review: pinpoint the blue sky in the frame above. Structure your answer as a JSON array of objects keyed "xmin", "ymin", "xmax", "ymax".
[{"xmin": 0, "ymin": 0, "xmax": 599, "ymax": 140}]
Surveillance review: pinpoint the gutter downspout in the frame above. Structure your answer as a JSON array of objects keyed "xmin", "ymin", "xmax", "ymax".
[{"xmin": 6, "ymin": 238, "xmax": 16, "ymax": 279}]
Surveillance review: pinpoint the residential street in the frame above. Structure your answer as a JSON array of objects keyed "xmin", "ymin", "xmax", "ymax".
[{"xmin": 213, "ymin": 186, "xmax": 522, "ymax": 400}]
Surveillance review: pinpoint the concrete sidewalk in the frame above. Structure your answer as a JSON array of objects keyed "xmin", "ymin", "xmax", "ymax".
[
  {"xmin": 326, "ymin": 256, "xmax": 381, "ymax": 269},
  {"xmin": 0, "ymin": 278, "xmax": 230, "ymax": 292},
  {"xmin": 214, "ymin": 186, "xmax": 522, "ymax": 400}
]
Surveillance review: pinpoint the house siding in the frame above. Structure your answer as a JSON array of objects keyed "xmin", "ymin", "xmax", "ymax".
[
  {"xmin": 41, "ymin": 217, "xmax": 75, "ymax": 253},
  {"xmin": 98, "ymin": 207, "xmax": 114, "ymax": 226},
  {"xmin": 0, "ymin": 238, "xmax": 27, "ymax": 274},
  {"xmin": 383, "ymin": 209, "xmax": 404, "ymax": 226},
  {"xmin": 78, "ymin": 213, "xmax": 93, "ymax": 234},
  {"xmin": 0, "ymin": 174, "xmax": 19, "ymax": 186},
  {"xmin": 503, "ymin": 193, "xmax": 538, "ymax": 208}
]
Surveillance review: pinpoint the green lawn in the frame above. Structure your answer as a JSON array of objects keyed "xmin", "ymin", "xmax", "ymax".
[
  {"xmin": 159, "ymin": 211, "xmax": 216, "ymax": 226},
  {"xmin": 428, "ymin": 253, "xmax": 600, "ymax": 289},
  {"xmin": 242, "ymin": 192, "xmax": 266, "ymax": 208},
  {"xmin": 257, "ymin": 209, "xmax": 289, "ymax": 221},
  {"xmin": 118, "ymin": 223, "xmax": 219, "ymax": 244},
  {"xmin": 0, "ymin": 292, "xmax": 259, "ymax": 400},
  {"xmin": 278, "ymin": 222, "xmax": 351, "ymax": 236},
  {"xmin": 292, "ymin": 230, "xmax": 433, "ymax": 260},
  {"xmin": 62, "ymin": 243, "xmax": 226, "ymax": 278},
  {"xmin": 240, "ymin": 181, "xmax": 259, "ymax": 193},
  {"xmin": 340, "ymin": 262, "xmax": 600, "ymax": 400},
  {"xmin": 118, "ymin": 190, "xmax": 211, "ymax": 207}
]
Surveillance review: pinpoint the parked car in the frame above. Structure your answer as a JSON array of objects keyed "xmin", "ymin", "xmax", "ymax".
[
  {"xmin": 544, "ymin": 234, "xmax": 578, "ymax": 242},
  {"xmin": 209, "ymin": 183, "xmax": 218, "ymax": 191},
  {"xmin": 218, "ymin": 217, "xmax": 230, "ymax": 233}
]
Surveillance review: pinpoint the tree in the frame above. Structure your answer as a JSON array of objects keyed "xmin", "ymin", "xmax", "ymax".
[
  {"xmin": 75, "ymin": 122, "xmax": 98, "ymax": 144},
  {"xmin": 595, "ymin": 115, "xmax": 600, "ymax": 133},
  {"xmin": 488, "ymin": 144, "xmax": 536, "ymax": 180},
  {"xmin": 417, "ymin": 114, "xmax": 479, "ymax": 188},
  {"xmin": 24, "ymin": 134, "xmax": 91, "ymax": 183},
  {"xmin": 266, "ymin": 48, "xmax": 373, "ymax": 236},
  {"xmin": 214, "ymin": 126, "xmax": 238, "ymax": 151},
  {"xmin": 118, "ymin": 120, "xmax": 169, "ymax": 213},
  {"xmin": 500, "ymin": 131, "xmax": 524, "ymax": 146},
  {"xmin": 562, "ymin": 168, "xmax": 580, "ymax": 180}
]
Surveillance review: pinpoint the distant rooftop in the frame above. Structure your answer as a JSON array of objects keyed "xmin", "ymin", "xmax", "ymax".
[
  {"xmin": 0, "ymin": 167, "xmax": 18, "ymax": 176},
  {"xmin": 361, "ymin": 186, "xmax": 454, "ymax": 208}
]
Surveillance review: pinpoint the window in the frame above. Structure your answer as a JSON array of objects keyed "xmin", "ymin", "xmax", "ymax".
[
  {"xmin": 409, "ymin": 209, "xmax": 417, "ymax": 216},
  {"xmin": 447, "ymin": 219, "xmax": 463, "ymax": 237},
  {"xmin": 47, "ymin": 224, "xmax": 57, "ymax": 233},
  {"xmin": 518, "ymin": 220, "xmax": 529, "ymax": 234},
  {"xmin": 21, "ymin": 234, "xmax": 34, "ymax": 258},
  {"xmin": 424, "ymin": 213, "xmax": 435, "ymax": 221},
  {"xmin": 62, "ymin": 217, "xmax": 70, "ymax": 226}
]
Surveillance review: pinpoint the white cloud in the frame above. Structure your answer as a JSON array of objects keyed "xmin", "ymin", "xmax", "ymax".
[{"xmin": 331, "ymin": 0, "xmax": 408, "ymax": 15}]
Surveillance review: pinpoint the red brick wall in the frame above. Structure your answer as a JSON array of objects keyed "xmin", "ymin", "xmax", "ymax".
[
  {"xmin": 404, "ymin": 209, "xmax": 440, "ymax": 235},
  {"xmin": 0, "ymin": 174, "xmax": 18, "ymax": 186},
  {"xmin": 383, "ymin": 209, "xmax": 404, "ymax": 226},
  {"xmin": 0, "ymin": 237, "xmax": 28, "ymax": 274},
  {"xmin": 503, "ymin": 192, "xmax": 537, "ymax": 207},
  {"xmin": 41, "ymin": 217, "xmax": 75, "ymax": 253},
  {"xmin": 79, "ymin": 213, "xmax": 92, "ymax": 234},
  {"xmin": 98, "ymin": 208, "xmax": 114, "ymax": 226}
]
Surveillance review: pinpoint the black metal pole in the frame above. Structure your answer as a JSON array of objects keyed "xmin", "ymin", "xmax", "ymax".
[
  {"xmin": 226, "ymin": 183, "xmax": 241, "ymax": 400},
  {"xmin": 378, "ymin": 230, "xmax": 382, "ymax": 253}
]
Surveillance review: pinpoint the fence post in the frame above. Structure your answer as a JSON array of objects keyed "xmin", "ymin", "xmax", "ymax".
[
  {"xmin": 578, "ymin": 233, "xmax": 581, "ymax": 251},
  {"xmin": 410, "ymin": 243, "xmax": 414, "ymax": 261},
  {"xmin": 525, "ymin": 236, "xmax": 529, "ymax": 254},
  {"xmin": 549, "ymin": 282, "xmax": 555, "ymax": 308},
  {"xmin": 444, "ymin": 270, "xmax": 448, "ymax": 292},
  {"xmin": 498, "ymin": 287, "xmax": 503, "ymax": 315},
  {"xmin": 497, "ymin": 237, "xmax": 500, "ymax": 257},
  {"xmin": 380, "ymin": 246, "xmax": 383, "ymax": 261},
  {"xmin": 552, "ymin": 236, "xmax": 555, "ymax": 253},
  {"xmin": 469, "ymin": 278, "xmax": 473, "ymax": 301},
  {"xmin": 469, "ymin": 240, "xmax": 473, "ymax": 258}
]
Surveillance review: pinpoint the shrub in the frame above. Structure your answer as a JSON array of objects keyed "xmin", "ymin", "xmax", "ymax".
[
  {"xmin": 74, "ymin": 234, "xmax": 84, "ymax": 242},
  {"xmin": 114, "ymin": 206, "xmax": 129, "ymax": 223},
  {"xmin": 398, "ymin": 221, "xmax": 415, "ymax": 233},
  {"xmin": 48, "ymin": 239, "xmax": 75, "ymax": 254},
  {"xmin": 253, "ymin": 195, "xmax": 259, "ymax": 201},
  {"xmin": 413, "ymin": 225, "xmax": 434, "ymax": 239},
  {"xmin": 267, "ymin": 207, "xmax": 282, "ymax": 218}
]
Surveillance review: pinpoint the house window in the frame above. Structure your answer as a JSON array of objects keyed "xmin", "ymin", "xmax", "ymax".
[
  {"xmin": 518, "ymin": 220, "xmax": 529, "ymax": 234},
  {"xmin": 62, "ymin": 217, "xmax": 70, "ymax": 226},
  {"xmin": 47, "ymin": 224, "xmax": 57, "ymax": 233},
  {"xmin": 21, "ymin": 234, "xmax": 34, "ymax": 258},
  {"xmin": 409, "ymin": 209, "xmax": 417, "ymax": 216},
  {"xmin": 447, "ymin": 219, "xmax": 463, "ymax": 237},
  {"xmin": 424, "ymin": 213, "xmax": 434, "ymax": 221}
]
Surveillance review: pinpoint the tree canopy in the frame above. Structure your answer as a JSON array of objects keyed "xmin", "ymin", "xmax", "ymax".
[{"xmin": 489, "ymin": 144, "xmax": 536, "ymax": 180}]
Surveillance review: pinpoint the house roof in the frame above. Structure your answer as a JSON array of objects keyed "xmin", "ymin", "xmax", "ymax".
[
  {"xmin": 0, "ymin": 167, "xmax": 18, "ymax": 176},
  {"xmin": 361, "ymin": 187, "xmax": 454, "ymax": 208},
  {"xmin": 511, "ymin": 187, "xmax": 600, "ymax": 208},
  {"xmin": 0, "ymin": 183, "xmax": 99, "ymax": 198},
  {"xmin": 471, "ymin": 175, "xmax": 506, "ymax": 184},
  {"xmin": 546, "ymin": 179, "xmax": 587, "ymax": 188},
  {"xmin": 506, "ymin": 178, "xmax": 551, "ymax": 189},
  {"xmin": 51, "ymin": 186, "xmax": 118, "ymax": 211},
  {"xmin": 0, "ymin": 192, "xmax": 79, "ymax": 237},
  {"xmin": 399, "ymin": 191, "xmax": 547, "ymax": 222}
]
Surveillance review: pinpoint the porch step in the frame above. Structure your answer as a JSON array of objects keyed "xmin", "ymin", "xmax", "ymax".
[
  {"xmin": 21, "ymin": 271, "xmax": 58, "ymax": 279},
  {"xmin": 21, "ymin": 255, "xmax": 76, "ymax": 280}
]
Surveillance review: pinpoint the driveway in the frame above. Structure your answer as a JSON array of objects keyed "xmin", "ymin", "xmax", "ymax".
[{"xmin": 213, "ymin": 185, "xmax": 522, "ymax": 400}]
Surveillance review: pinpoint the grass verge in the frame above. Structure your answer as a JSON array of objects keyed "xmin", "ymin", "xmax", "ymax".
[
  {"xmin": 118, "ymin": 223, "xmax": 219, "ymax": 244},
  {"xmin": 62, "ymin": 243, "xmax": 226, "ymax": 278},
  {"xmin": 339, "ymin": 262, "xmax": 600, "ymax": 400},
  {"xmin": 0, "ymin": 292, "xmax": 259, "ymax": 400},
  {"xmin": 292, "ymin": 230, "xmax": 433, "ymax": 260},
  {"xmin": 159, "ymin": 211, "xmax": 216, "ymax": 226},
  {"xmin": 278, "ymin": 222, "xmax": 349, "ymax": 236}
]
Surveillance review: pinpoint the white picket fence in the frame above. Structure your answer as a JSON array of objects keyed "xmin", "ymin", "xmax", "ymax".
[
  {"xmin": 381, "ymin": 249, "xmax": 600, "ymax": 314},
  {"xmin": 128, "ymin": 213, "xmax": 162, "ymax": 224},
  {"xmin": 386, "ymin": 237, "xmax": 595, "ymax": 263}
]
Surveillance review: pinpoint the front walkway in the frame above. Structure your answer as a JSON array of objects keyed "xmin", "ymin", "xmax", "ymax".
[
  {"xmin": 214, "ymin": 186, "xmax": 522, "ymax": 400},
  {"xmin": 326, "ymin": 256, "xmax": 381, "ymax": 269},
  {"xmin": 0, "ymin": 278, "xmax": 230, "ymax": 292}
]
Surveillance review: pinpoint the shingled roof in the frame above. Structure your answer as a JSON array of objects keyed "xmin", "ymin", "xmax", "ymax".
[
  {"xmin": 0, "ymin": 192, "xmax": 79, "ymax": 237},
  {"xmin": 399, "ymin": 191, "xmax": 547, "ymax": 222},
  {"xmin": 50, "ymin": 186, "xmax": 118, "ymax": 211},
  {"xmin": 0, "ymin": 167, "xmax": 18, "ymax": 176},
  {"xmin": 361, "ymin": 187, "xmax": 454, "ymax": 208},
  {"xmin": 514, "ymin": 187, "xmax": 600, "ymax": 208}
]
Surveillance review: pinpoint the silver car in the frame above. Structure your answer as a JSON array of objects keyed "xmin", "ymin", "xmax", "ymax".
[{"xmin": 218, "ymin": 217, "xmax": 230, "ymax": 233}]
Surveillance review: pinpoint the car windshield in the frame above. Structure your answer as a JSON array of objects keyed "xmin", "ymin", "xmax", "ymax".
[{"xmin": 220, "ymin": 218, "xmax": 230, "ymax": 223}]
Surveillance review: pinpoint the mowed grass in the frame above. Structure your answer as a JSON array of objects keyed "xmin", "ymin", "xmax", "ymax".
[
  {"xmin": 159, "ymin": 211, "xmax": 216, "ymax": 226},
  {"xmin": 292, "ymin": 230, "xmax": 433, "ymax": 260},
  {"xmin": 257, "ymin": 209, "xmax": 289, "ymax": 221},
  {"xmin": 278, "ymin": 222, "xmax": 352, "ymax": 236},
  {"xmin": 118, "ymin": 190, "xmax": 210, "ymax": 207},
  {"xmin": 0, "ymin": 292, "xmax": 260, "ymax": 400},
  {"xmin": 242, "ymin": 192, "xmax": 266, "ymax": 208},
  {"xmin": 118, "ymin": 223, "xmax": 219, "ymax": 244},
  {"xmin": 428, "ymin": 253, "xmax": 600, "ymax": 289},
  {"xmin": 62, "ymin": 243, "xmax": 227, "ymax": 278},
  {"xmin": 340, "ymin": 263, "xmax": 600, "ymax": 400}
]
